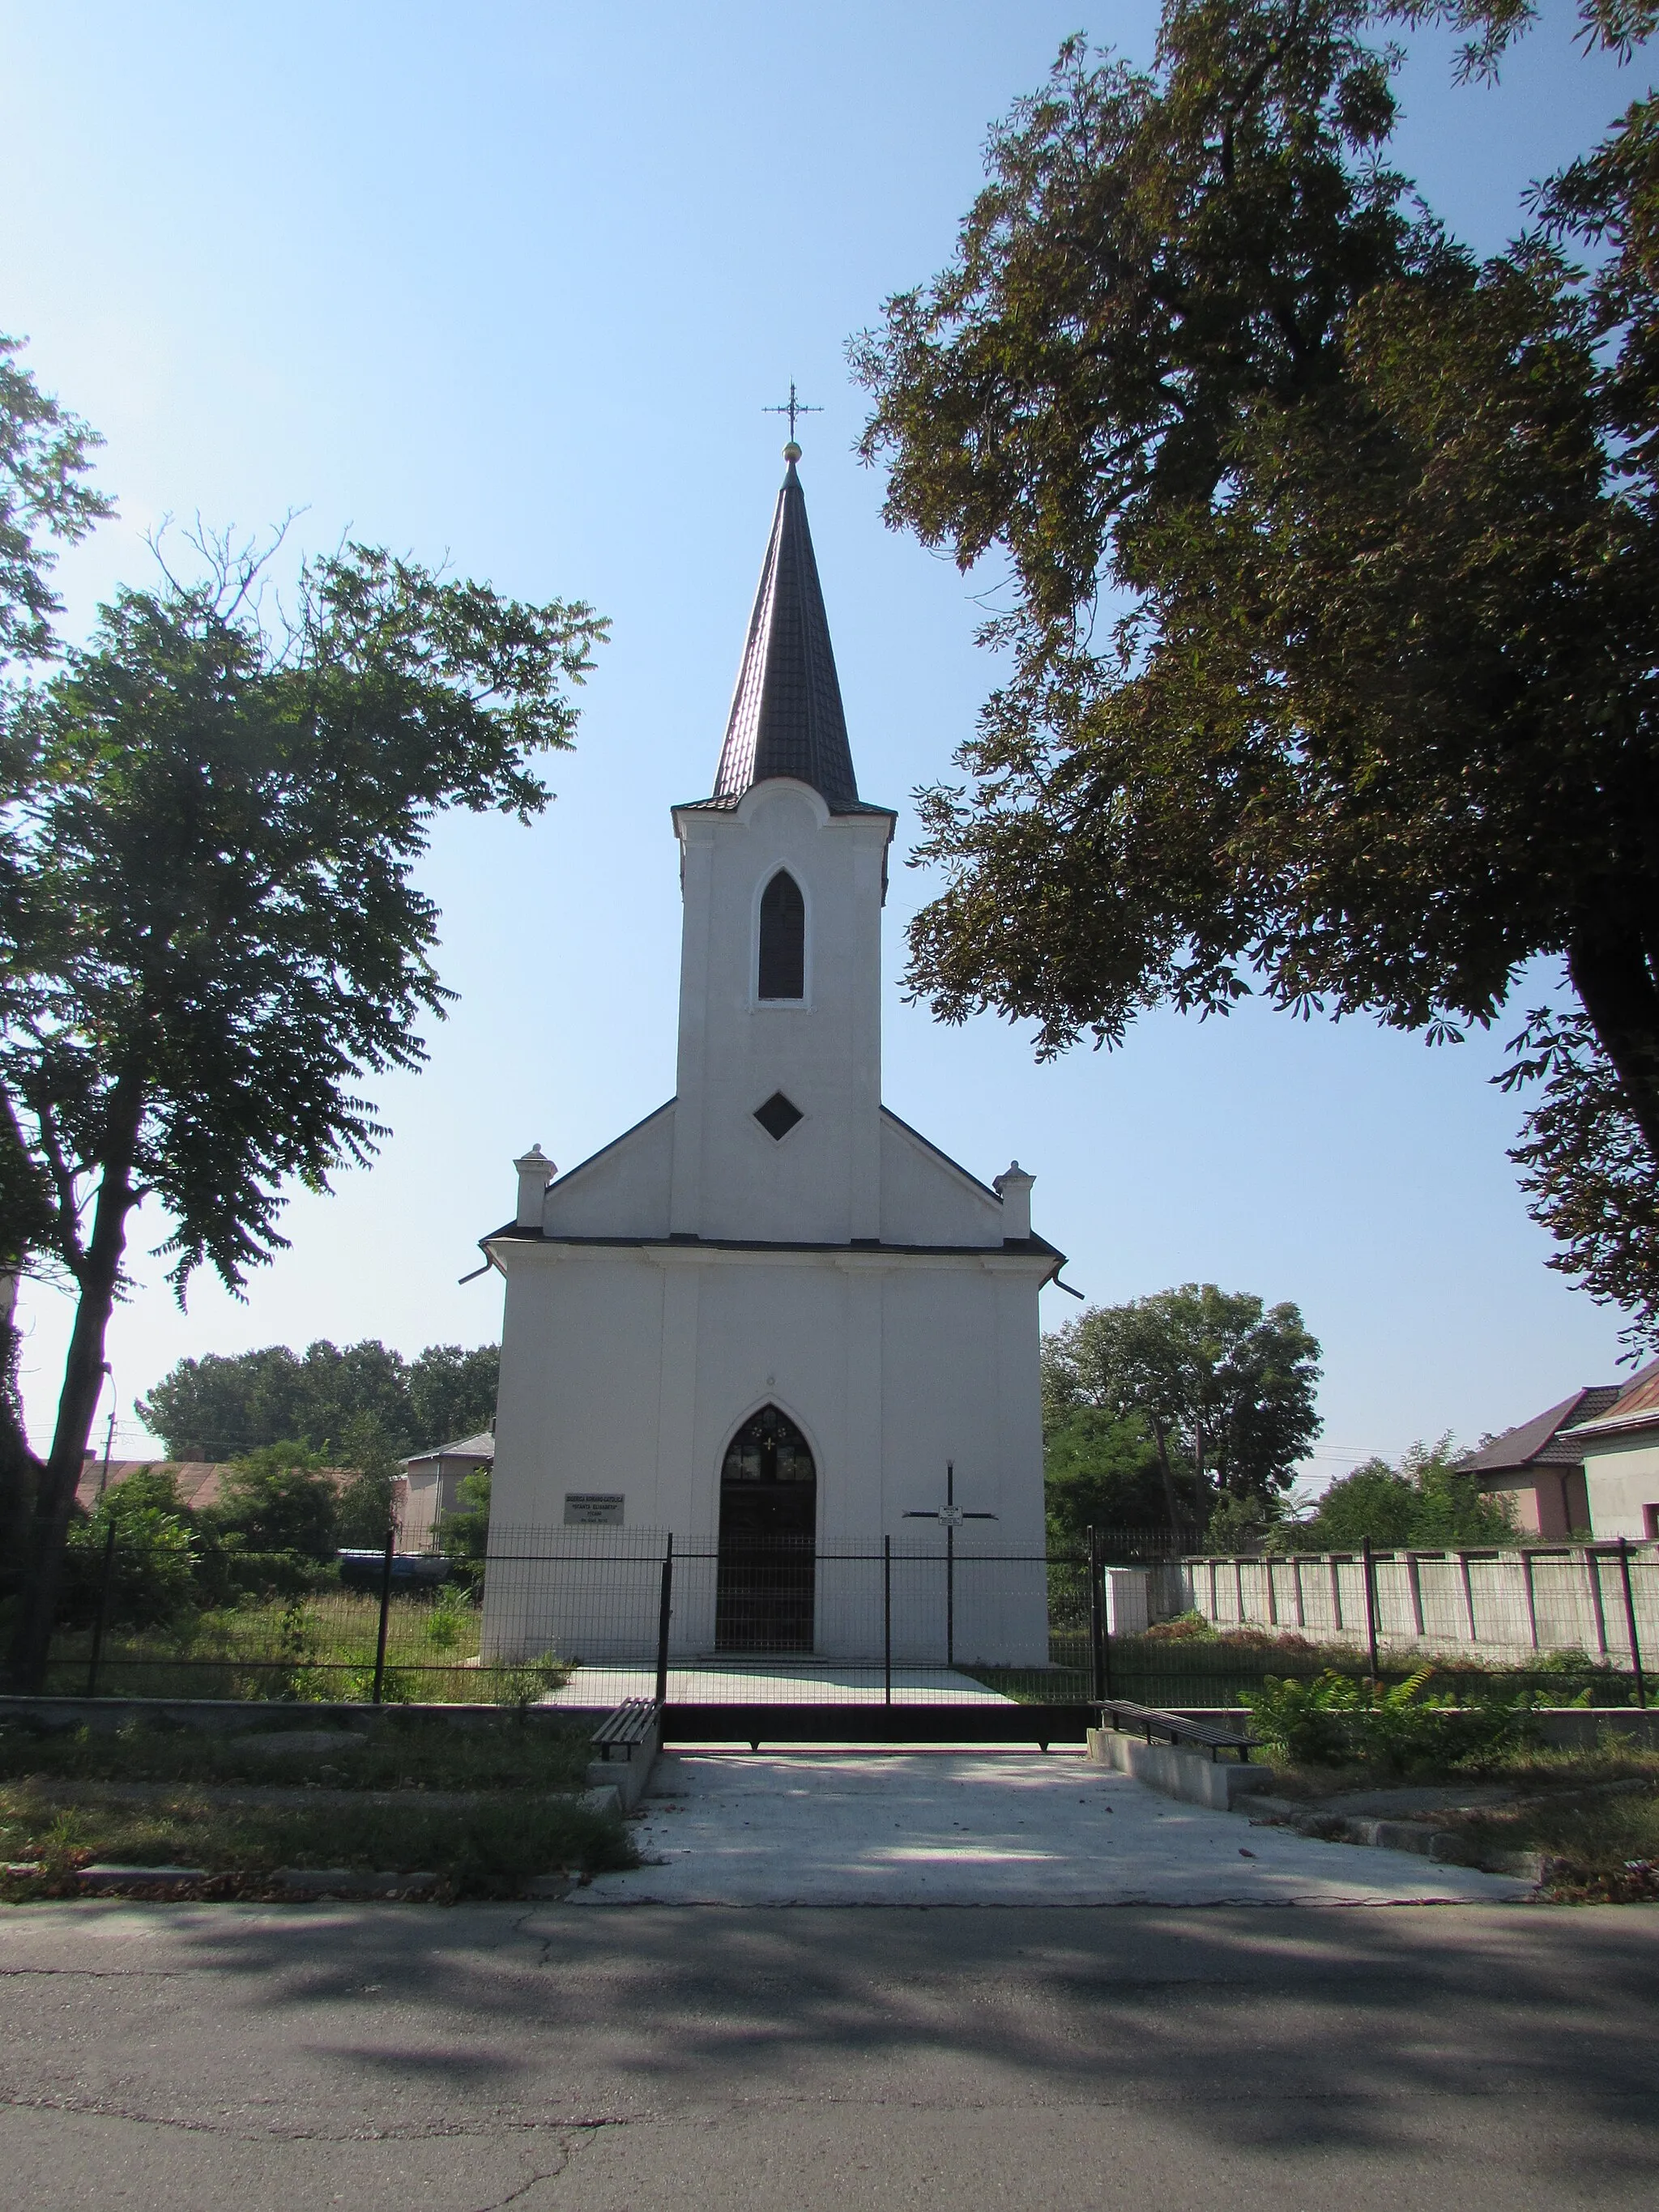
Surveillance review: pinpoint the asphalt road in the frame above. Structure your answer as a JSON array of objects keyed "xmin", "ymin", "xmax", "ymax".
[{"xmin": 1, "ymin": 1899, "xmax": 1656, "ymax": 2210}]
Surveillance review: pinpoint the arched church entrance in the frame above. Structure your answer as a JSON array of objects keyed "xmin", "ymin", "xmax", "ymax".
[{"xmin": 715, "ymin": 1404, "xmax": 817, "ymax": 1652}]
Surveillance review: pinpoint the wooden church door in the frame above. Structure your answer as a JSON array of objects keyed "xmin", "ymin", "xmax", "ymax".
[{"xmin": 715, "ymin": 1404, "xmax": 817, "ymax": 1652}]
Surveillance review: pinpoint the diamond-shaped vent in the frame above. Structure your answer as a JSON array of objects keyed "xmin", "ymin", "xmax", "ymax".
[{"xmin": 753, "ymin": 1091, "xmax": 804, "ymax": 1142}]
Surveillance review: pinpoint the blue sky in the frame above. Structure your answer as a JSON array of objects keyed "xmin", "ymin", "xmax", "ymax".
[{"xmin": 1, "ymin": 2, "xmax": 1649, "ymax": 1482}]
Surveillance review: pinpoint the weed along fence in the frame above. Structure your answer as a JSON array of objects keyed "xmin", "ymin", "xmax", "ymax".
[
  {"xmin": 43, "ymin": 1531, "xmax": 535, "ymax": 1706},
  {"xmin": 37, "ymin": 1522, "xmax": 1656, "ymax": 1722},
  {"xmin": 1158, "ymin": 1542, "xmax": 1659, "ymax": 1675}
]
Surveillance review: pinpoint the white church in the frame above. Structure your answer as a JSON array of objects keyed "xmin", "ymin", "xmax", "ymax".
[{"xmin": 482, "ymin": 445, "xmax": 1064, "ymax": 1668}]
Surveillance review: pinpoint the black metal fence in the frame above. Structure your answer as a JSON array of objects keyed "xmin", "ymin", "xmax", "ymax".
[
  {"xmin": 34, "ymin": 1519, "xmax": 1654, "ymax": 1714},
  {"xmin": 41, "ymin": 1527, "xmax": 519, "ymax": 1703}
]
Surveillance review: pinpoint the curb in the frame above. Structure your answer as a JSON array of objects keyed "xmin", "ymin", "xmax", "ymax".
[{"xmin": 1244, "ymin": 1798, "xmax": 1546, "ymax": 1882}]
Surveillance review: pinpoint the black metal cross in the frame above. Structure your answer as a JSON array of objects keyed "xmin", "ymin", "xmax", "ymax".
[
  {"xmin": 904, "ymin": 1462, "xmax": 997, "ymax": 1669},
  {"xmin": 765, "ymin": 381, "xmax": 822, "ymax": 443}
]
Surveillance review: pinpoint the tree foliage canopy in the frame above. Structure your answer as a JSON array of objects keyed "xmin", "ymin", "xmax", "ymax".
[
  {"xmin": 0, "ymin": 538, "xmax": 605, "ymax": 1300},
  {"xmin": 1043, "ymin": 1283, "xmax": 1322, "ymax": 1533},
  {"xmin": 1275, "ymin": 1435, "xmax": 1521, "ymax": 1548},
  {"xmin": 0, "ymin": 467, "xmax": 603, "ymax": 1686},
  {"xmin": 203, "ymin": 1445, "xmax": 339, "ymax": 1562},
  {"xmin": 852, "ymin": 0, "xmax": 1659, "ymax": 1345},
  {"xmin": 1043, "ymin": 1405, "xmax": 1170, "ymax": 1546},
  {"xmin": 138, "ymin": 1338, "xmax": 500, "ymax": 1462},
  {"xmin": 0, "ymin": 335, "xmax": 112, "ymax": 667}
]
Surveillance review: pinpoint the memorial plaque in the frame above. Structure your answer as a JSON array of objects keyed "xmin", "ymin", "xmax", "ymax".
[{"xmin": 563, "ymin": 1493, "xmax": 625, "ymax": 1528}]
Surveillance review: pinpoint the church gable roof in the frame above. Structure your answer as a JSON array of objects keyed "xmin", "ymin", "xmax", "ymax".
[
  {"xmin": 878, "ymin": 1107, "xmax": 1008, "ymax": 1248},
  {"xmin": 711, "ymin": 456, "xmax": 861, "ymax": 814},
  {"xmin": 539, "ymin": 1099, "xmax": 676, "ymax": 1241}
]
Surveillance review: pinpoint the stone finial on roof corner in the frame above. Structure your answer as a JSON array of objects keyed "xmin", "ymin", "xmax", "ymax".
[
  {"xmin": 514, "ymin": 1144, "xmax": 556, "ymax": 1230},
  {"xmin": 994, "ymin": 1160, "xmax": 1034, "ymax": 1239}
]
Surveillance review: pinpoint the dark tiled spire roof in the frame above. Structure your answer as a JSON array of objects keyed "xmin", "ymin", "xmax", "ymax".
[{"xmin": 713, "ymin": 455, "xmax": 861, "ymax": 813}]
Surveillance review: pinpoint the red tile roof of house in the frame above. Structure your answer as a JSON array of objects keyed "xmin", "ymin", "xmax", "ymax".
[
  {"xmin": 1568, "ymin": 1357, "xmax": 1659, "ymax": 1438},
  {"xmin": 1461, "ymin": 1385, "xmax": 1623, "ymax": 1474},
  {"xmin": 75, "ymin": 1460, "xmax": 360, "ymax": 1513}
]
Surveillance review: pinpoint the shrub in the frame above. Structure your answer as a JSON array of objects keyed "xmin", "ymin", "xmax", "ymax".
[
  {"xmin": 425, "ymin": 1583, "xmax": 475, "ymax": 1652},
  {"xmin": 441, "ymin": 1464, "xmax": 491, "ymax": 1571},
  {"xmin": 58, "ymin": 1470, "xmax": 201, "ymax": 1630},
  {"xmin": 1272, "ymin": 1438, "xmax": 1520, "ymax": 1553},
  {"xmin": 496, "ymin": 1654, "xmax": 570, "ymax": 1712},
  {"xmin": 1243, "ymin": 1668, "xmax": 1538, "ymax": 1773},
  {"xmin": 1143, "ymin": 1609, "xmax": 1219, "ymax": 1643},
  {"xmin": 203, "ymin": 1446, "xmax": 338, "ymax": 1561},
  {"xmin": 1205, "ymin": 1494, "xmax": 1274, "ymax": 1554}
]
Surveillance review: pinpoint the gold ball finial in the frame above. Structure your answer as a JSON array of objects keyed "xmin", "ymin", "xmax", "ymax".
[{"xmin": 783, "ymin": 439, "xmax": 802, "ymax": 462}]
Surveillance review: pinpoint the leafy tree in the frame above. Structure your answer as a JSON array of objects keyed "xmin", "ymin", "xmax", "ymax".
[
  {"xmin": 59, "ymin": 1467, "xmax": 199, "ymax": 1630},
  {"xmin": 0, "ymin": 332, "xmax": 113, "ymax": 669},
  {"xmin": 2, "ymin": 529, "xmax": 605, "ymax": 1690},
  {"xmin": 1043, "ymin": 1406, "xmax": 1170, "ymax": 1547},
  {"xmin": 407, "ymin": 1342, "xmax": 499, "ymax": 1447},
  {"xmin": 138, "ymin": 1336, "xmax": 500, "ymax": 1459},
  {"xmin": 203, "ymin": 1444, "xmax": 338, "ymax": 1562},
  {"xmin": 89, "ymin": 1464, "xmax": 199, "ymax": 1532},
  {"xmin": 851, "ymin": 1, "xmax": 1659, "ymax": 1346},
  {"xmin": 1043, "ymin": 1285, "xmax": 1322, "ymax": 1535},
  {"xmin": 442, "ymin": 1463, "xmax": 492, "ymax": 1566},
  {"xmin": 139, "ymin": 1345, "xmax": 327, "ymax": 1460},
  {"xmin": 334, "ymin": 1413, "xmax": 403, "ymax": 1548},
  {"xmin": 1204, "ymin": 1493, "xmax": 1279, "ymax": 1554},
  {"xmin": 1276, "ymin": 1436, "xmax": 1519, "ymax": 1549},
  {"xmin": 0, "ymin": 337, "xmax": 113, "ymax": 1575}
]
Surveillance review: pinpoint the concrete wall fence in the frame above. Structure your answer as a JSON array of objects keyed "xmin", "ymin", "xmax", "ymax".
[{"xmin": 1152, "ymin": 1545, "xmax": 1659, "ymax": 1667}]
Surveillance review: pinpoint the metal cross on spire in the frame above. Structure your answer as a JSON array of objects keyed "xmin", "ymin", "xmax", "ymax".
[{"xmin": 765, "ymin": 381, "xmax": 822, "ymax": 445}]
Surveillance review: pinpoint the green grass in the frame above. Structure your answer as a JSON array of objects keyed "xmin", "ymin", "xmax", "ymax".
[
  {"xmin": 41, "ymin": 1588, "xmax": 574, "ymax": 1704},
  {"xmin": 0, "ymin": 1780, "xmax": 634, "ymax": 1900},
  {"xmin": 1236, "ymin": 1733, "xmax": 1659, "ymax": 1899},
  {"xmin": 0, "ymin": 1713, "xmax": 596, "ymax": 1792},
  {"xmin": 1430, "ymin": 1754, "xmax": 1659, "ymax": 1900},
  {"xmin": 0, "ymin": 1712, "xmax": 635, "ymax": 1901},
  {"xmin": 967, "ymin": 1628, "xmax": 1653, "ymax": 1710}
]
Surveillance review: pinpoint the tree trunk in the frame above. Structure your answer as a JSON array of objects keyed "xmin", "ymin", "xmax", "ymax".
[
  {"xmin": 6, "ymin": 1106, "xmax": 141, "ymax": 1694},
  {"xmin": 0, "ymin": 1303, "xmax": 44, "ymax": 1609},
  {"xmin": 1192, "ymin": 1409, "xmax": 1209, "ymax": 1532},
  {"xmin": 1568, "ymin": 923, "xmax": 1659, "ymax": 1165},
  {"xmin": 1150, "ymin": 1416, "xmax": 1185, "ymax": 1545}
]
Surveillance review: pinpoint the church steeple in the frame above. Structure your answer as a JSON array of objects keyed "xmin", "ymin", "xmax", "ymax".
[{"xmin": 713, "ymin": 448, "xmax": 860, "ymax": 813}]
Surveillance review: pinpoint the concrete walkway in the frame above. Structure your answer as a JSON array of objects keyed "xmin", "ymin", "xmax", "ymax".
[
  {"xmin": 574, "ymin": 1748, "xmax": 1533, "ymax": 1906},
  {"xmin": 547, "ymin": 1662, "xmax": 1016, "ymax": 1704}
]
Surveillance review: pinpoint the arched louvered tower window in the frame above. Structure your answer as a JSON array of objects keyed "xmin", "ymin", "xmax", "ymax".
[{"xmin": 757, "ymin": 869, "xmax": 805, "ymax": 999}]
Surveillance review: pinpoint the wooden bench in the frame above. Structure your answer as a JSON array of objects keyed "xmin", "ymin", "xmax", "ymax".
[
  {"xmin": 1094, "ymin": 1698, "xmax": 1259, "ymax": 1763},
  {"xmin": 591, "ymin": 1697, "xmax": 660, "ymax": 1762}
]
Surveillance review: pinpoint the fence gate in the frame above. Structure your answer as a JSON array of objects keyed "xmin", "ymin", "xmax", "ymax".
[{"xmin": 478, "ymin": 1527, "xmax": 1120, "ymax": 1745}]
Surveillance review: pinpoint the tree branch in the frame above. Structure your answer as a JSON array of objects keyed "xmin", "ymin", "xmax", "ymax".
[
  {"xmin": 32, "ymin": 1100, "xmax": 86, "ymax": 1277},
  {"xmin": 1567, "ymin": 923, "xmax": 1659, "ymax": 1164}
]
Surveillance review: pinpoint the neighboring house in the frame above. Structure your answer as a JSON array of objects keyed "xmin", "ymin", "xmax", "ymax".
[
  {"xmin": 1560, "ymin": 1360, "xmax": 1659, "ymax": 1541},
  {"xmin": 75, "ymin": 1456, "xmax": 365, "ymax": 1520},
  {"xmin": 399, "ymin": 1432, "xmax": 493, "ymax": 1551},
  {"xmin": 75, "ymin": 1458, "xmax": 237, "ymax": 1514},
  {"xmin": 1460, "ymin": 1387, "xmax": 1621, "ymax": 1537}
]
